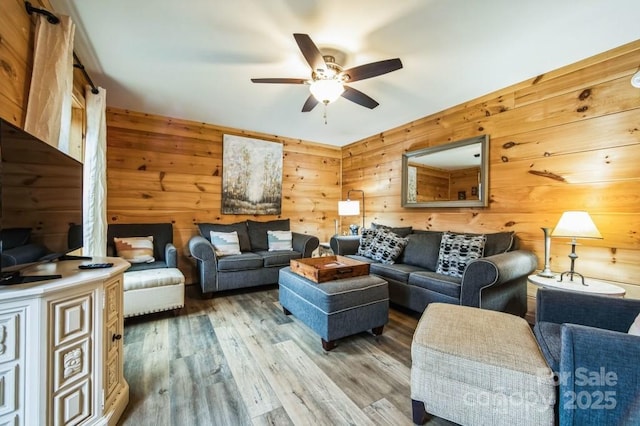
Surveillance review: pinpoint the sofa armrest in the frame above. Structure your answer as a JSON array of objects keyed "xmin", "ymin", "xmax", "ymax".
[
  {"xmin": 165, "ymin": 242, "xmax": 178, "ymax": 268},
  {"xmin": 188, "ymin": 235, "xmax": 218, "ymax": 293},
  {"xmin": 536, "ymin": 288, "xmax": 640, "ymax": 332},
  {"xmin": 329, "ymin": 235, "xmax": 360, "ymax": 255},
  {"xmin": 559, "ymin": 324, "xmax": 640, "ymax": 425},
  {"xmin": 460, "ymin": 250, "xmax": 537, "ymax": 307},
  {"xmin": 292, "ymin": 232, "xmax": 319, "ymax": 258}
]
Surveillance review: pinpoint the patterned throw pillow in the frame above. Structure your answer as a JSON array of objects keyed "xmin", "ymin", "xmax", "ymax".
[
  {"xmin": 114, "ymin": 236, "xmax": 155, "ymax": 263},
  {"xmin": 210, "ymin": 231, "xmax": 242, "ymax": 256},
  {"xmin": 358, "ymin": 229, "xmax": 408, "ymax": 264},
  {"xmin": 267, "ymin": 230, "xmax": 293, "ymax": 251},
  {"xmin": 436, "ymin": 232, "xmax": 486, "ymax": 278},
  {"xmin": 356, "ymin": 228, "xmax": 377, "ymax": 257}
]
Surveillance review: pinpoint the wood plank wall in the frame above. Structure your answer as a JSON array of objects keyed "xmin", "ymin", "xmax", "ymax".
[
  {"xmin": 106, "ymin": 109, "xmax": 342, "ymax": 284},
  {"xmin": 3, "ymin": 0, "xmax": 638, "ymax": 310},
  {"xmin": 342, "ymin": 40, "xmax": 640, "ymax": 318}
]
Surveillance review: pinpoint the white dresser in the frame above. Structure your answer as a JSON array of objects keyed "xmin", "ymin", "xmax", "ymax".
[{"xmin": 0, "ymin": 258, "xmax": 129, "ymax": 426}]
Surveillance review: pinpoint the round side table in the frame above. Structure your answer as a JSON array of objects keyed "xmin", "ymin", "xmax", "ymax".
[{"xmin": 528, "ymin": 273, "xmax": 626, "ymax": 297}]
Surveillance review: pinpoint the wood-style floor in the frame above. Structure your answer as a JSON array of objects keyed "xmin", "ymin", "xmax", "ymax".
[{"xmin": 118, "ymin": 285, "xmax": 454, "ymax": 426}]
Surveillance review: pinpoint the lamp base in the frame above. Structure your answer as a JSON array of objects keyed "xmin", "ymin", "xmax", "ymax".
[
  {"xmin": 537, "ymin": 268, "xmax": 555, "ymax": 278},
  {"xmin": 557, "ymin": 270, "xmax": 587, "ymax": 286}
]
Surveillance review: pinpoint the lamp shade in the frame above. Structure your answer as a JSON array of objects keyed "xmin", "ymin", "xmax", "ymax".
[
  {"xmin": 338, "ymin": 200, "xmax": 360, "ymax": 216},
  {"xmin": 551, "ymin": 211, "xmax": 602, "ymax": 239}
]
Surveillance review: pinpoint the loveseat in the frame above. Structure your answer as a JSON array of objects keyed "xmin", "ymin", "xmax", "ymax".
[
  {"xmin": 534, "ymin": 288, "xmax": 640, "ymax": 425},
  {"xmin": 188, "ymin": 219, "xmax": 319, "ymax": 297},
  {"xmin": 330, "ymin": 225, "xmax": 537, "ymax": 316}
]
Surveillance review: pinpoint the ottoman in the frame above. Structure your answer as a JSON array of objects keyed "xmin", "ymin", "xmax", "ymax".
[
  {"xmin": 123, "ymin": 267, "xmax": 185, "ymax": 318},
  {"xmin": 278, "ymin": 266, "xmax": 388, "ymax": 351},
  {"xmin": 411, "ymin": 303, "xmax": 556, "ymax": 426}
]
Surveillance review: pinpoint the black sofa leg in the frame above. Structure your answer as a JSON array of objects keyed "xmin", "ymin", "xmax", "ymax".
[{"xmin": 412, "ymin": 399, "xmax": 430, "ymax": 425}]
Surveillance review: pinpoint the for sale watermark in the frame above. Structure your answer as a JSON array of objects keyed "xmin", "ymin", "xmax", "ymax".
[
  {"xmin": 461, "ymin": 367, "xmax": 618, "ymax": 413},
  {"xmin": 546, "ymin": 367, "xmax": 618, "ymax": 411}
]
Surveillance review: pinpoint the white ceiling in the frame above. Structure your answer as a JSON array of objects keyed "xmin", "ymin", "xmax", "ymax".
[{"xmin": 50, "ymin": 0, "xmax": 640, "ymax": 147}]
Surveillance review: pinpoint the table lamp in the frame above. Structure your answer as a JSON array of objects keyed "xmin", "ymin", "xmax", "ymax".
[
  {"xmin": 551, "ymin": 211, "xmax": 602, "ymax": 285},
  {"xmin": 338, "ymin": 189, "xmax": 365, "ymax": 235}
]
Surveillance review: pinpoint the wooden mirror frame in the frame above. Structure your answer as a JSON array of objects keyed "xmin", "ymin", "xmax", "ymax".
[{"xmin": 401, "ymin": 135, "xmax": 489, "ymax": 208}]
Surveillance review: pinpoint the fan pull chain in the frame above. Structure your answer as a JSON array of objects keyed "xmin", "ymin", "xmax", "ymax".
[{"xmin": 323, "ymin": 102, "xmax": 328, "ymax": 125}]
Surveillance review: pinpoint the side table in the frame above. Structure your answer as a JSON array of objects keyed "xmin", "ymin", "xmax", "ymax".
[{"xmin": 528, "ymin": 273, "xmax": 625, "ymax": 297}]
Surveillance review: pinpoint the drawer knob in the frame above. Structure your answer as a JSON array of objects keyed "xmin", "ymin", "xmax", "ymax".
[{"xmin": 112, "ymin": 333, "xmax": 122, "ymax": 342}]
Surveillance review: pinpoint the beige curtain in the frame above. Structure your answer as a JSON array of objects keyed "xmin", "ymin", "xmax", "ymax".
[
  {"xmin": 83, "ymin": 86, "xmax": 107, "ymax": 257},
  {"xmin": 24, "ymin": 14, "xmax": 75, "ymax": 153}
]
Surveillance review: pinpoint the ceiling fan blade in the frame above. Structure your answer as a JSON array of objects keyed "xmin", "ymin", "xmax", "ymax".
[
  {"xmin": 342, "ymin": 58, "xmax": 403, "ymax": 82},
  {"xmin": 341, "ymin": 86, "xmax": 379, "ymax": 109},
  {"xmin": 301, "ymin": 95, "xmax": 319, "ymax": 112},
  {"xmin": 251, "ymin": 78, "xmax": 307, "ymax": 84},
  {"xmin": 293, "ymin": 33, "xmax": 326, "ymax": 73}
]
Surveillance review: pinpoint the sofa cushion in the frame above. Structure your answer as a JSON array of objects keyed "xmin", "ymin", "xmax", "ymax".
[
  {"xmin": 370, "ymin": 262, "xmax": 425, "ymax": 283},
  {"xmin": 114, "ymin": 236, "xmax": 155, "ymax": 263},
  {"xmin": 254, "ymin": 250, "xmax": 302, "ymax": 267},
  {"xmin": 408, "ymin": 271, "xmax": 462, "ymax": 298},
  {"xmin": 357, "ymin": 229, "xmax": 408, "ymax": 264},
  {"xmin": 267, "ymin": 230, "xmax": 293, "ymax": 251},
  {"xmin": 533, "ymin": 321, "xmax": 562, "ymax": 371},
  {"xmin": 126, "ymin": 260, "xmax": 169, "ymax": 272},
  {"xmin": 1, "ymin": 228, "xmax": 32, "ymax": 249},
  {"xmin": 123, "ymin": 267, "xmax": 184, "ymax": 291},
  {"xmin": 209, "ymin": 231, "xmax": 242, "ymax": 256},
  {"xmin": 247, "ymin": 219, "xmax": 290, "ymax": 251},
  {"xmin": 371, "ymin": 222, "xmax": 413, "ymax": 238},
  {"xmin": 398, "ymin": 231, "xmax": 443, "ymax": 271},
  {"xmin": 216, "ymin": 252, "xmax": 264, "ymax": 271},
  {"xmin": 198, "ymin": 222, "xmax": 251, "ymax": 252},
  {"xmin": 344, "ymin": 254, "xmax": 375, "ymax": 264},
  {"xmin": 436, "ymin": 232, "xmax": 486, "ymax": 278}
]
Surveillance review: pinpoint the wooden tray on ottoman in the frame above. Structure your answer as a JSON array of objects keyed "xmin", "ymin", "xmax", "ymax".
[{"xmin": 290, "ymin": 255, "xmax": 370, "ymax": 283}]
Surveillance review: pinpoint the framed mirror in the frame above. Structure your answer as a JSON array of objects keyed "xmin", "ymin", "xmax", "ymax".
[{"xmin": 401, "ymin": 135, "xmax": 489, "ymax": 208}]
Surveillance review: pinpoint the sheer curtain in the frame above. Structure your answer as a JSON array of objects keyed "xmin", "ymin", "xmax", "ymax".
[
  {"xmin": 84, "ymin": 86, "xmax": 107, "ymax": 257},
  {"xmin": 24, "ymin": 14, "xmax": 75, "ymax": 153}
]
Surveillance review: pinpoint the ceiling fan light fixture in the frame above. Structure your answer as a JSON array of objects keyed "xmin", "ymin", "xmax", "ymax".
[{"xmin": 309, "ymin": 79, "xmax": 344, "ymax": 104}]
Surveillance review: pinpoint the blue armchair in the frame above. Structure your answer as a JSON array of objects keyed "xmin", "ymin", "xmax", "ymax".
[{"xmin": 534, "ymin": 288, "xmax": 640, "ymax": 425}]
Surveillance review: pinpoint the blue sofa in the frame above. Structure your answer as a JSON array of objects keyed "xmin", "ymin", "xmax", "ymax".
[
  {"xmin": 534, "ymin": 288, "xmax": 640, "ymax": 425},
  {"xmin": 189, "ymin": 219, "xmax": 319, "ymax": 297},
  {"xmin": 330, "ymin": 228, "xmax": 537, "ymax": 316}
]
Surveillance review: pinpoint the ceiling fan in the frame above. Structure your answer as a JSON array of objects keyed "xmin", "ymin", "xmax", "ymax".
[{"xmin": 251, "ymin": 33, "xmax": 403, "ymax": 112}]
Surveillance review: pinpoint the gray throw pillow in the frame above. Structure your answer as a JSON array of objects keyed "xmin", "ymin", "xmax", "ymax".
[
  {"xmin": 400, "ymin": 232, "xmax": 443, "ymax": 271},
  {"xmin": 247, "ymin": 219, "xmax": 290, "ymax": 251},
  {"xmin": 436, "ymin": 232, "xmax": 486, "ymax": 278}
]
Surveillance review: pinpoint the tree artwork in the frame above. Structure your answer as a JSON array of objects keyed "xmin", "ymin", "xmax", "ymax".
[{"xmin": 222, "ymin": 135, "xmax": 283, "ymax": 214}]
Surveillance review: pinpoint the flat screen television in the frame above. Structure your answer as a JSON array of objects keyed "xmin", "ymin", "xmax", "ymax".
[{"xmin": 0, "ymin": 118, "xmax": 83, "ymax": 284}]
